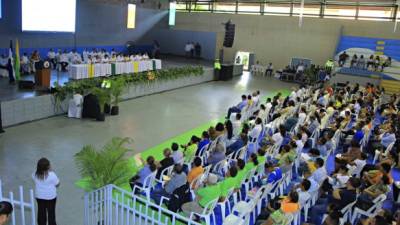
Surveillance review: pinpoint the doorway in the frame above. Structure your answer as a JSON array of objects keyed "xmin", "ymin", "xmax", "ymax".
[{"xmin": 235, "ymin": 51, "xmax": 250, "ymax": 71}]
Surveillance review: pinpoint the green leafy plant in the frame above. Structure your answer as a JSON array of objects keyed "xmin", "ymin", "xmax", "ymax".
[
  {"xmin": 52, "ymin": 66, "xmax": 204, "ymax": 104},
  {"xmin": 110, "ymin": 78, "xmax": 126, "ymax": 106},
  {"xmin": 74, "ymin": 137, "xmax": 134, "ymax": 191}
]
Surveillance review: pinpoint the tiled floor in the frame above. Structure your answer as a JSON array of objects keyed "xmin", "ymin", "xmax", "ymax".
[{"xmin": 0, "ymin": 73, "xmax": 294, "ymax": 225}]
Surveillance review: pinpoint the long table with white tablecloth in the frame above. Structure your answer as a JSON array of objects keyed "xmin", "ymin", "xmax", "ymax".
[{"xmin": 68, "ymin": 59, "xmax": 162, "ymax": 80}]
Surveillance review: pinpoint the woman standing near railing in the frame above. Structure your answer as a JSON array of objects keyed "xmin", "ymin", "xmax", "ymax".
[
  {"xmin": 32, "ymin": 158, "xmax": 60, "ymax": 225},
  {"xmin": 0, "ymin": 201, "xmax": 13, "ymax": 225}
]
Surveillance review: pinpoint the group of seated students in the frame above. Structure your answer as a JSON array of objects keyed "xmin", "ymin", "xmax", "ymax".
[
  {"xmin": 338, "ymin": 51, "xmax": 392, "ymax": 72},
  {"xmin": 17, "ymin": 48, "xmax": 151, "ymax": 74},
  {"xmin": 128, "ymin": 80, "xmax": 400, "ymax": 225}
]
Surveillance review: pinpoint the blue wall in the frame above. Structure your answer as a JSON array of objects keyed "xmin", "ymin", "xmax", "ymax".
[{"xmin": 336, "ymin": 36, "xmax": 400, "ymax": 61}]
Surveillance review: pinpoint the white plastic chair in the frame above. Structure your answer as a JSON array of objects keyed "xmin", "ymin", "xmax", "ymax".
[
  {"xmin": 132, "ymin": 171, "xmax": 157, "ymax": 201},
  {"xmin": 155, "ymin": 165, "xmax": 174, "ymax": 186},
  {"xmin": 189, "ymin": 198, "xmax": 219, "ymax": 225},
  {"xmin": 232, "ymin": 185, "xmax": 265, "ymax": 221},
  {"xmin": 373, "ymin": 141, "xmax": 395, "ymax": 164},
  {"xmin": 351, "ymin": 194, "xmax": 387, "ymax": 224},
  {"xmin": 217, "ymin": 187, "xmax": 235, "ymax": 220}
]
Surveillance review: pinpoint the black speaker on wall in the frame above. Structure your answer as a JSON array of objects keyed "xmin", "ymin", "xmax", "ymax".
[{"xmin": 223, "ymin": 23, "xmax": 235, "ymax": 48}]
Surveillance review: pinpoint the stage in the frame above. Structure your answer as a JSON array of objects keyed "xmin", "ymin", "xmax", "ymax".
[
  {"xmin": 0, "ymin": 56, "xmax": 213, "ymax": 102},
  {"xmin": 0, "ymin": 56, "xmax": 214, "ymax": 127}
]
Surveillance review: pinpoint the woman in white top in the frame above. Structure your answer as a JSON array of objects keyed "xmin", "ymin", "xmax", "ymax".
[
  {"xmin": 0, "ymin": 201, "xmax": 13, "ymax": 225},
  {"xmin": 32, "ymin": 158, "xmax": 59, "ymax": 225}
]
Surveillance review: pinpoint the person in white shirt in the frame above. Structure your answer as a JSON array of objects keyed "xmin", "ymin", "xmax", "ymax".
[
  {"xmin": 32, "ymin": 158, "xmax": 59, "ymax": 225},
  {"xmin": 296, "ymin": 63, "xmax": 305, "ymax": 74},
  {"xmin": 110, "ymin": 48, "xmax": 116, "ymax": 57},
  {"xmin": 184, "ymin": 42, "xmax": 191, "ymax": 58},
  {"xmin": 142, "ymin": 53, "xmax": 149, "ymax": 60},
  {"xmin": 21, "ymin": 53, "xmax": 30, "ymax": 74},
  {"xmin": 310, "ymin": 158, "xmax": 327, "ymax": 185},
  {"xmin": 265, "ymin": 62, "xmax": 274, "ymax": 77},
  {"xmin": 0, "ymin": 201, "xmax": 13, "ymax": 225},
  {"xmin": 268, "ymin": 125, "xmax": 286, "ymax": 146},
  {"xmin": 72, "ymin": 52, "xmax": 82, "ymax": 64},
  {"xmin": 47, "ymin": 48, "xmax": 56, "ymax": 69},
  {"xmin": 328, "ymin": 165, "xmax": 350, "ymax": 189},
  {"xmin": 298, "ymin": 106, "xmax": 307, "ymax": 126},
  {"xmin": 289, "ymin": 88, "xmax": 297, "ymax": 101},
  {"xmin": 265, "ymin": 98, "xmax": 273, "ymax": 118},
  {"xmin": 171, "ymin": 143, "xmax": 184, "ymax": 164},
  {"xmin": 348, "ymin": 152, "xmax": 367, "ymax": 178},
  {"xmin": 232, "ymin": 113, "xmax": 242, "ymax": 137},
  {"xmin": 295, "ymin": 179, "xmax": 311, "ymax": 207},
  {"xmin": 102, "ymin": 55, "xmax": 110, "ymax": 63},
  {"xmin": 67, "ymin": 50, "xmax": 75, "ymax": 63},
  {"xmin": 258, "ymin": 104, "xmax": 268, "ymax": 124},
  {"xmin": 249, "ymin": 118, "xmax": 263, "ymax": 142},
  {"xmin": 116, "ymin": 54, "xmax": 124, "ymax": 62}
]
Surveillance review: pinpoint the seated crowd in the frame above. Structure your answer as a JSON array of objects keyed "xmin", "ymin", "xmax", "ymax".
[
  {"xmin": 338, "ymin": 51, "xmax": 392, "ymax": 72},
  {"xmin": 129, "ymin": 81, "xmax": 400, "ymax": 225},
  {"xmin": 3, "ymin": 48, "xmax": 151, "ymax": 75}
]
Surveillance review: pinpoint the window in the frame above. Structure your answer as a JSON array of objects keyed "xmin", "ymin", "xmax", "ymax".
[
  {"xmin": 169, "ymin": 2, "xmax": 176, "ymax": 26},
  {"xmin": 264, "ymin": 2, "xmax": 291, "ymax": 16},
  {"xmin": 324, "ymin": 4, "xmax": 357, "ymax": 19},
  {"xmin": 358, "ymin": 6, "xmax": 394, "ymax": 21},
  {"xmin": 175, "ymin": 0, "xmax": 399, "ymax": 22},
  {"xmin": 238, "ymin": 2, "xmax": 261, "ymax": 14},
  {"xmin": 214, "ymin": 2, "xmax": 236, "ymax": 13},
  {"xmin": 190, "ymin": 1, "xmax": 212, "ymax": 11},
  {"xmin": 127, "ymin": 4, "xmax": 136, "ymax": 29},
  {"xmin": 292, "ymin": 3, "xmax": 321, "ymax": 17},
  {"xmin": 176, "ymin": 2, "xmax": 188, "ymax": 11}
]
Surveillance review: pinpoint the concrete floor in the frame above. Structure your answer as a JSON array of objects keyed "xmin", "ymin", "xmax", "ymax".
[{"xmin": 0, "ymin": 74, "xmax": 294, "ymax": 225}]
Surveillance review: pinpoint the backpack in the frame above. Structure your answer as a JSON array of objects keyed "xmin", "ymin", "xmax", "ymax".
[{"xmin": 167, "ymin": 183, "xmax": 191, "ymax": 212}]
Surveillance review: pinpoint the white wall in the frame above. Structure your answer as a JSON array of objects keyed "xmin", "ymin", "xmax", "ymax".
[{"xmin": 174, "ymin": 12, "xmax": 399, "ymax": 68}]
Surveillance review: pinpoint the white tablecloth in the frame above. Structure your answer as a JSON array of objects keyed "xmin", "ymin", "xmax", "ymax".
[{"xmin": 68, "ymin": 59, "xmax": 162, "ymax": 80}]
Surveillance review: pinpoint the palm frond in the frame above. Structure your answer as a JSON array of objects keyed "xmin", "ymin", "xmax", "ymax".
[{"xmin": 74, "ymin": 137, "xmax": 136, "ymax": 190}]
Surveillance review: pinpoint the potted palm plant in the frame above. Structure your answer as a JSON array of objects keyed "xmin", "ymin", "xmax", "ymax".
[
  {"xmin": 74, "ymin": 137, "xmax": 135, "ymax": 191},
  {"xmin": 91, "ymin": 87, "xmax": 110, "ymax": 121},
  {"xmin": 110, "ymin": 79, "xmax": 125, "ymax": 115}
]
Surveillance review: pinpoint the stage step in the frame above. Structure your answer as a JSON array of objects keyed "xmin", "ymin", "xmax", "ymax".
[{"xmin": 381, "ymin": 80, "xmax": 400, "ymax": 95}]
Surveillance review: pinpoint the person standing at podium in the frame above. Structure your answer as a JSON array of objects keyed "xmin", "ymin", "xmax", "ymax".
[{"xmin": 30, "ymin": 50, "xmax": 40, "ymax": 73}]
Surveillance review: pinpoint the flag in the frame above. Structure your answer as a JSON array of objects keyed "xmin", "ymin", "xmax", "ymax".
[
  {"xmin": 14, "ymin": 39, "xmax": 21, "ymax": 81},
  {"xmin": 8, "ymin": 40, "xmax": 15, "ymax": 81}
]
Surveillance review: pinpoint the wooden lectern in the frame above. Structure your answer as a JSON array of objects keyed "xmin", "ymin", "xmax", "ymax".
[{"xmin": 35, "ymin": 68, "xmax": 51, "ymax": 89}]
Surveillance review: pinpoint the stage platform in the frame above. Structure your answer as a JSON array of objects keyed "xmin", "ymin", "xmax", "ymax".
[
  {"xmin": 0, "ymin": 56, "xmax": 213, "ymax": 102},
  {"xmin": 0, "ymin": 56, "xmax": 214, "ymax": 127}
]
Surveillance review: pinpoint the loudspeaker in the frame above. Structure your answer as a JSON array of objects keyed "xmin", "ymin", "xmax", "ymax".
[
  {"xmin": 18, "ymin": 80, "xmax": 35, "ymax": 90},
  {"xmin": 223, "ymin": 23, "xmax": 235, "ymax": 48}
]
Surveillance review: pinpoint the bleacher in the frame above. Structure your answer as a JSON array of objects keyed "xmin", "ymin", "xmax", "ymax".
[
  {"xmin": 334, "ymin": 35, "xmax": 400, "ymax": 94},
  {"xmin": 83, "ymin": 81, "xmax": 399, "ymax": 225}
]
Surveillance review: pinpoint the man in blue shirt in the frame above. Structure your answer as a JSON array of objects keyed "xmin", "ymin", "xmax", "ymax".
[
  {"xmin": 261, "ymin": 162, "xmax": 282, "ymax": 185},
  {"xmin": 226, "ymin": 95, "xmax": 247, "ymax": 119},
  {"xmin": 196, "ymin": 131, "xmax": 210, "ymax": 156}
]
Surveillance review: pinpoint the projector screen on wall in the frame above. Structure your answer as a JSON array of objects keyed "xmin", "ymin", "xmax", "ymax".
[{"xmin": 22, "ymin": 0, "xmax": 76, "ymax": 32}]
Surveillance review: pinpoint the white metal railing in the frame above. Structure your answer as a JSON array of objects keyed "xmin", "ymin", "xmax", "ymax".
[
  {"xmin": 84, "ymin": 184, "xmax": 202, "ymax": 225},
  {"xmin": 0, "ymin": 179, "xmax": 36, "ymax": 225}
]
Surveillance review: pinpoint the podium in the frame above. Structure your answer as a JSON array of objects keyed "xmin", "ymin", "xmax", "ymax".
[{"xmin": 35, "ymin": 69, "xmax": 51, "ymax": 89}]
